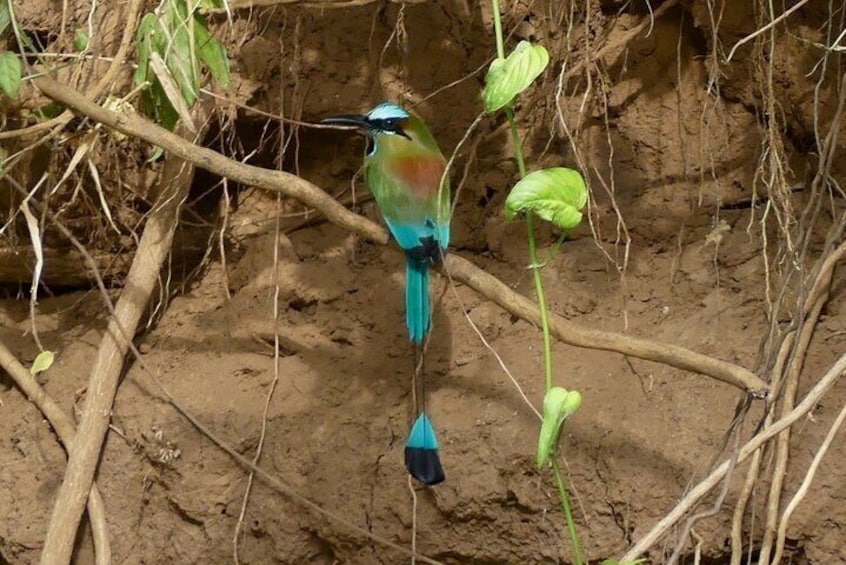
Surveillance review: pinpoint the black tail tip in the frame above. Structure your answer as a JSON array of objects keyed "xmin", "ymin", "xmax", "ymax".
[{"xmin": 405, "ymin": 447, "xmax": 445, "ymax": 486}]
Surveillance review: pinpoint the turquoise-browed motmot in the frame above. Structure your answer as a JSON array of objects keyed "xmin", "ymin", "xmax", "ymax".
[{"xmin": 323, "ymin": 102, "xmax": 450, "ymax": 485}]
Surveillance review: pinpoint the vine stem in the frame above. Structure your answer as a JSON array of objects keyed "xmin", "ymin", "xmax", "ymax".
[
  {"xmin": 494, "ymin": 4, "xmax": 582, "ymax": 564},
  {"xmin": 552, "ymin": 459, "xmax": 585, "ymax": 564},
  {"xmin": 507, "ymin": 109, "xmax": 553, "ymax": 392},
  {"xmin": 491, "ymin": 0, "xmax": 506, "ymax": 60}
]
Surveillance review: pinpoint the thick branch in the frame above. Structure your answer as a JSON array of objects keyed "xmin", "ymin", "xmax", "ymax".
[
  {"xmin": 39, "ymin": 113, "xmax": 204, "ymax": 564},
  {"xmin": 33, "ymin": 74, "xmax": 769, "ymax": 396},
  {"xmin": 445, "ymin": 255, "xmax": 768, "ymax": 394}
]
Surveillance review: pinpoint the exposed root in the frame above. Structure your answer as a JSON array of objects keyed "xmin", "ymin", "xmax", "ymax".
[{"xmin": 38, "ymin": 107, "xmax": 209, "ymax": 564}]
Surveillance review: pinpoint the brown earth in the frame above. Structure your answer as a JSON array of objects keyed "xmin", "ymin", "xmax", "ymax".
[{"xmin": 1, "ymin": 1, "xmax": 845, "ymax": 564}]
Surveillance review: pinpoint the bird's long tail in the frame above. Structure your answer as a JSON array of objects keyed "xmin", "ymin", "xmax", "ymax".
[
  {"xmin": 404, "ymin": 259, "xmax": 430, "ymax": 344},
  {"xmin": 403, "ymin": 259, "xmax": 444, "ymax": 485}
]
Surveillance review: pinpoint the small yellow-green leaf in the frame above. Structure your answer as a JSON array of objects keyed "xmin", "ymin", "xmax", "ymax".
[
  {"xmin": 483, "ymin": 41, "xmax": 549, "ymax": 113},
  {"xmin": 30, "ymin": 350, "xmax": 55, "ymax": 375},
  {"xmin": 0, "ymin": 51, "xmax": 22, "ymax": 98},
  {"xmin": 73, "ymin": 29, "xmax": 88, "ymax": 52},
  {"xmin": 505, "ymin": 167, "xmax": 587, "ymax": 230},
  {"xmin": 102, "ymin": 96, "xmax": 135, "ymax": 141}
]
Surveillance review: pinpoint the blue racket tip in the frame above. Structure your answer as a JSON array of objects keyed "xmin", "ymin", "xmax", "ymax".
[
  {"xmin": 405, "ymin": 414, "xmax": 445, "ymax": 485},
  {"xmin": 406, "ymin": 414, "xmax": 439, "ymax": 450}
]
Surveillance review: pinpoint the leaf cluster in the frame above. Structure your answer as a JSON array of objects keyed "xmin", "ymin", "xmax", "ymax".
[
  {"xmin": 135, "ymin": 0, "xmax": 230, "ymax": 133},
  {"xmin": 481, "ymin": 40, "xmax": 587, "ymax": 233}
]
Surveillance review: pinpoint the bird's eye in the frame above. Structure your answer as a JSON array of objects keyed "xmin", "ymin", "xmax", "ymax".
[{"xmin": 383, "ymin": 118, "xmax": 397, "ymax": 129}]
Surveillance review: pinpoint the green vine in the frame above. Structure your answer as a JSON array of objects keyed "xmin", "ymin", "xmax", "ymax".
[{"xmin": 482, "ymin": 2, "xmax": 588, "ymax": 563}]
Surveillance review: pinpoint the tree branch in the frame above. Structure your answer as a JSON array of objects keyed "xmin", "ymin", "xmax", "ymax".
[
  {"xmin": 32, "ymin": 74, "xmax": 769, "ymax": 398},
  {"xmin": 444, "ymin": 254, "xmax": 768, "ymax": 394}
]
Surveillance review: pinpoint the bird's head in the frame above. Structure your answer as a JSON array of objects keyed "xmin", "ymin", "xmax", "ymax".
[
  {"xmin": 322, "ymin": 102, "xmax": 413, "ymax": 142},
  {"xmin": 323, "ymin": 102, "xmax": 444, "ymax": 158}
]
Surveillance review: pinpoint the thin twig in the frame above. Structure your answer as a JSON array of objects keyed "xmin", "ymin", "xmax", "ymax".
[
  {"xmin": 232, "ymin": 196, "xmax": 285, "ymax": 562},
  {"xmin": 724, "ymin": 0, "xmax": 811, "ymax": 62},
  {"xmin": 408, "ymin": 474, "xmax": 418, "ymax": 565}
]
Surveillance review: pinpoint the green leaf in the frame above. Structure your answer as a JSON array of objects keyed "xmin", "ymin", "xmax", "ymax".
[
  {"xmin": 73, "ymin": 28, "xmax": 88, "ymax": 51},
  {"xmin": 148, "ymin": 50, "xmax": 197, "ymax": 132},
  {"xmin": 483, "ymin": 40, "xmax": 549, "ymax": 113},
  {"xmin": 135, "ymin": 0, "xmax": 229, "ymax": 135},
  {"xmin": 30, "ymin": 350, "xmax": 55, "ymax": 375},
  {"xmin": 162, "ymin": 0, "xmax": 198, "ymax": 106},
  {"xmin": 142, "ymin": 79, "xmax": 179, "ymax": 135},
  {"xmin": 505, "ymin": 167, "xmax": 587, "ymax": 230},
  {"xmin": 536, "ymin": 387, "xmax": 581, "ymax": 468},
  {"xmin": 193, "ymin": 13, "xmax": 229, "ymax": 87},
  {"xmin": 0, "ymin": 51, "xmax": 22, "ymax": 98},
  {"xmin": 0, "ymin": 1, "xmax": 11, "ymax": 36},
  {"xmin": 134, "ymin": 12, "xmax": 158, "ymax": 86},
  {"xmin": 30, "ymin": 101, "xmax": 64, "ymax": 121}
]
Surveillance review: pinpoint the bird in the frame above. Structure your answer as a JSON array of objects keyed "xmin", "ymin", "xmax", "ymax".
[{"xmin": 322, "ymin": 102, "xmax": 450, "ymax": 485}]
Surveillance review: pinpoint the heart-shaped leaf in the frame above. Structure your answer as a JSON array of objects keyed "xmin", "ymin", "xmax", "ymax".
[
  {"xmin": 537, "ymin": 387, "xmax": 581, "ymax": 468},
  {"xmin": 505, "ymin": 167, "xmax": 587, "ymax": 230},
  {"xmin": 0, "ymin": 51, "xmax": 22, "ymax": 98},
  {"xmin": 483, "ymin": 41, "xmax": 549, "ymax": 113}
]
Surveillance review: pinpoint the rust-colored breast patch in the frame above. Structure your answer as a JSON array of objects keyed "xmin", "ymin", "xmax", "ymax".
[{"xmin": 389, "ymin": 155, "xmax": 446, "ymax": 199}]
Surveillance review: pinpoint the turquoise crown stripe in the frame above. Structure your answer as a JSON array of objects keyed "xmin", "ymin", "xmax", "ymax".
[{"xmin": 367, "ymin": 102, "xmax": 409, "ymax": 120}]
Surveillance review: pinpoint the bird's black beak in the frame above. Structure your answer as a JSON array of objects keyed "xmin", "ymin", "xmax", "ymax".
[{"xmin": 321, "ymin": 114, "xmax": 371, "ymax": 130}]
